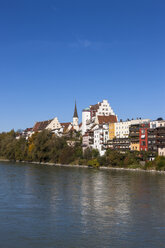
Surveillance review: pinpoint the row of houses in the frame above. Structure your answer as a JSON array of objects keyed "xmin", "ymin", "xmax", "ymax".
[
  {"xmin": 20, "ymin": 103, "xmax": 81, "ymax": 139},
  {"xmin": 82, "ymin": 100, "xmax": 165, "ymax": 157},
  {"xmin": 19, "ymin": 99, "xmax": 165, "ymax": 157}
]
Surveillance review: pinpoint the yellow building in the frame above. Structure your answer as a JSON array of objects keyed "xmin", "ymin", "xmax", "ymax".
[
  {"xmin": 109, "ymin": 123, "xmax": 115, "ymax": 140},
  {"xmin": 130, "ymin": 143, "xmax": 140, "ymax": 151}
]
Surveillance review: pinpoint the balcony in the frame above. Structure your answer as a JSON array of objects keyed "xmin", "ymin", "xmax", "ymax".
[
  {"xmin": 130, "ymin": 133, "xmax": 139, "ymax": 137},
  {"xmin": 129, "ymin": 128, "xmax": 139, "ymax": 132}
]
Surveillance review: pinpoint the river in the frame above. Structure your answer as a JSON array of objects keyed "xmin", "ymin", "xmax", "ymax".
[{"xmin": 0, "ymin": 162, "xmax": 165, "ymax": 248}]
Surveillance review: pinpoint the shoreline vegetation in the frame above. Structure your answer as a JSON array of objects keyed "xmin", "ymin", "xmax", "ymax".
[
  {"xmin": 0, "ymin": 129, "xmax": 165, "ymax": 173},
  {"xmin": 0, "ymin": 158, "xmax": 165, "ymax": 174},
  {"xmin": 0, "ymin": 159, "xmax": 165, "ymax": 174}
]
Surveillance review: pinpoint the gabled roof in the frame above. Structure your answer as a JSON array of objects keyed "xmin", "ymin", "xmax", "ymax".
[
  {"xmin": 33, "ymin": 120, "xmax": 52, "ymax": 132},
  {"xmin": 61, "ymin": 122, "xmax": 71, "ymax": 127},
  {"xmin": 90, "ymin": 102, "xmax": 101, "ymax": 111},
  {"xmin": 61, "ymin": 122, "xmax": 72, "ymax": 133},
  {"xmin": 97, "ymin": 115, "xmax": 117, "ymax": 124}
]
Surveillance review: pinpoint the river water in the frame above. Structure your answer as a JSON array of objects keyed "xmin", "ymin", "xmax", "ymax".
[{"xmin": 0, "ymin": 162, "xmax": 165, "ymax": 248}]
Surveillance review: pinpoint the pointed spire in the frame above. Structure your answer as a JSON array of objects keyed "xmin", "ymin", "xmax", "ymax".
[{"xmin": 73, "ymin": 101, "xmax": 78, "ymax": 118}]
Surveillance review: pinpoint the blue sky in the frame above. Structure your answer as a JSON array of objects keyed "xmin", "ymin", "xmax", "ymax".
[{"xmin": 0, "ymin": 0, "xmax": 164, "ymax": 131}]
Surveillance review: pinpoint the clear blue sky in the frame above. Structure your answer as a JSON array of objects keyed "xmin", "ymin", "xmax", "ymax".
[{"xmin": 0, "ymin": 0, "xmax": 164, "ymax": 132}]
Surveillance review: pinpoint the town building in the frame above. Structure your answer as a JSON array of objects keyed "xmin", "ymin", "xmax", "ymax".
[
  {"xmin": 82, "ymin": 105, "xmax": 117, "ymax": 155},
  {"xmin": 82, "ymin": 100, "xmax": 117, "ymax": 135},
  {"xmin": 93, "ymin": 124, "xmax": 109, "ymax": 156},
  {"xmin": 107, "ymin": 138, "xmax": 130, "ymax": 151},
  {"xmin": 129, "ymin": 124, "xmax": 140, "ymax": 151},
  {"xmin": 147, "ymin": 122, "xmax": 165, "ymax": 157},
  {"xmin": 148, "ymin": 128, "xmax": 157, "ymax": 154},
  {"xmin": 22, "ymin": 128, "xmax": 33, "ymax": 139},
  {"xmin": 150, "ymin": 118, "xmax": 165, "ymax": 129},
  {"xmin": 82, "ymin": 130, "xmax": 94, "ymax": 152},
  {"xmin": 23, "ymin": 102, "xmax": 80, "ymax": 138},
  {"xmin": 139, "ymin": 123, "xmax": 150, "ymax": 151},
  {"xmin": 157, "ymin": 126, "xmax": 165, "ymax": 156},
  {"xmin": 109, "ymin": 123, "xmax": 115, "ymax": 140},
  {"xmin": 115, "ymin": 118, "xmax": 150, "ymax": 139}
]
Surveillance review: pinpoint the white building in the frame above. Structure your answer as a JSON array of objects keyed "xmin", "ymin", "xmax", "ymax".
[
  {"xmin": 82, "ymin": 99, "xmax": 117, "ymax": 135},
  {"xmin": 91, "ymin": 99, "xmax": 115, "ymax": 119},
  {"xmin": 115, "ymin": 118, "xmax": 150, "ymax": 139},
  {"xmin": 93, "ymin": 124, "xmax": 109, "ymax": 156},
  {"xmin": 46, "ymin": 117, "xmax": 61, "ymax": 130},
  {"xmin": 150, "ymin": 119, "xmax": 165, "ymax": 129},
  {"xmin": 158, "ymin": 147, "xmax": 165, "ymax": 156},
  {"xmin": 82, "ymin": 108, "xmax": 91, "ymax": 135}
]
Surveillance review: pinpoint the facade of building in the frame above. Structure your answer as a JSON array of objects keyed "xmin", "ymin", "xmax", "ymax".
[
  {"xmin": 115, "ymin": 120, "xmax": 130, "ymax": 139},
  {"xmin": 82, "ymin": 100, "xmax": 117, "ymax": 135},
  {"xmin": 150, "ymin": 118, "xmax": 165, "ymax": 129},
  {"xmin": 139, "ymin": 123, "xmax": 150, "ymax": 151},
  {"xmin": 82, "ymin": 131, "xmax": 94, "ymax": 152},
  {"xmin": 90, "ymin": 100, "xmax": 116, "ymax": 119},
  {"xmin": 60, "ymin": 122, "xmax": 72, "ymax": 134},
  {"xmin": 129, "ymin": 122, "xmax": 150, "ymax": 151},
  {"xmin": 129, "ymin": 124, "xmax": 140, "ymax": 151},
  {"xmin": 93, "ymin": 124, "xmax": 109, "ymax": 156},
  {"xmin": 107, "ymin": 138, "xmax": 130, "ymax": 151},
  {"xmin": 82, "ymin": 108, "xmax": 91, "ymax": 135},
  {"xmin": 148, "ymin": 128, "xmax": 157, "ymax": 153},
  {"xmin": 109, "ymin": 123, "xmax": 115, "ymax": 140},
  {"xmin": 147, "ymin": 126, "xmax": 165, "ymax": 157},
  {"xmin": 130, "ymin": 142, "xmax": 140, "ymax": 151},
  {"xmin": 157, "ymin": 127, "xmax": 165, "ymax": 156},
  {"xmin": 158, "ymin": 148, "xmax": 165, "ymax": 156},
  {"xmin": 46, "ymin": 117, "xmax": 61, "ymax": 131},
  {"xmin": 115, "ymin": 118, "xmax": 150, "ymax": 139}
]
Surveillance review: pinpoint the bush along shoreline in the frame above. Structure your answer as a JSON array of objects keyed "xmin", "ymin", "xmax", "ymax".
[{"xmin": 0, "ymin": 129, "xmax": 165, "ymax": 171}]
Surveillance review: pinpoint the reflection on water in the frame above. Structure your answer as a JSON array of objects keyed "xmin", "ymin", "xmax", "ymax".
[{"xmin": 0, "ymin": 162, "xmax": 165, "ymax": 248}]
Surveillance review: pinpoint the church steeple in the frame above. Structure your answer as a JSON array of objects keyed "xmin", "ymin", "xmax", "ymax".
[
  {"xmin": 73, "ymin": 101, "xmax": 79, "ymax": 131},
  {"xmin": 73, "ymin": 101, "xmax": 78, "ymax": 118}
]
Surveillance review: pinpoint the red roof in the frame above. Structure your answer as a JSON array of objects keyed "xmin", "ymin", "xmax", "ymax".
[
  {"xmin": 90, "ymin": 102, "xmax": 101, "ymax": 111},
  {"xmin": 33, "ymin": 120, "xmax": 52, "ymax": 132},
  {"xmin": 97, "ymin": 115, "xmax": 117, "ymax": 124},
  {"xmin": 61, "ymin": 122, "xmax": 71, "ymax": 127},
  {"xmin": 61, "ymin": 122, "xmax": 71, "ymax": 133}
]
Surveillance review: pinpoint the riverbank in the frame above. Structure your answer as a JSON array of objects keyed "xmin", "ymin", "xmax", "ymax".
[
  {"xmin": 0, "ymin": 158, "xmax": 165, "ymax": 174},
  {"xmin": 1, "ymin": 130, "xmax": 165, "ymax": 172}
]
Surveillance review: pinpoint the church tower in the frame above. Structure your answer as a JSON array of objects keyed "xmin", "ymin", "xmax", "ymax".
[{"xmin": 73, "ymin": 101, "xmax": 79, "ymax": 131}]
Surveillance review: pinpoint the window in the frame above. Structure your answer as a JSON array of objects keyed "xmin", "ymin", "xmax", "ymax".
[{"xmin": 141, "ymin": 141, "xmax": 146, "ymax": 146}]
